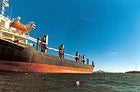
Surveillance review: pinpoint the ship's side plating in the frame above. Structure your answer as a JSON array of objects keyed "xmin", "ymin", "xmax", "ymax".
[{"xmin": 0, "ymin": 38, "xmax": 93, "ymax": 73}]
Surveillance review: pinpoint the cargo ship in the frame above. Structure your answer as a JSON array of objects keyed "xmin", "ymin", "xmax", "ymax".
[{"xmin": 0, "ymin": 0, "xmax": 94, "ymax": 73}]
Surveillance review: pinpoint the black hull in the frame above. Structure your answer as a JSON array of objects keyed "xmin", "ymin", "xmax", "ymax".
[{"xmin": 0, "ymin": 39, "xmax": 93, "ymax": 73}]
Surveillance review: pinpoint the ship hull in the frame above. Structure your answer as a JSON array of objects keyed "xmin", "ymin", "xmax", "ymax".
[
  {"xmin": 0, "ymin": 60, "xmax": 93, "ymax": 73},
  {"xmin": 0, "ymin": 38, "xmax": 93, "ymax": 74}
]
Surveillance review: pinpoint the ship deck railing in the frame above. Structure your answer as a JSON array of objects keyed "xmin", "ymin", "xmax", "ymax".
[{"xmin": 0, "ymin": 26, "xmax": 76, "ymax": 58}]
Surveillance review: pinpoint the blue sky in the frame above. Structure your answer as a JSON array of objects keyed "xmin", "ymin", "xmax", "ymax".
[{"xmin": 5, "ymin": 0, "xmax": 140, "ymax": 72}]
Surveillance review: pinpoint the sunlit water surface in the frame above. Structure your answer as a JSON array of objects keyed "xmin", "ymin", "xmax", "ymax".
[{"xmin": 0, "ymin": 72, "xmax": 140, "ymax": 92}]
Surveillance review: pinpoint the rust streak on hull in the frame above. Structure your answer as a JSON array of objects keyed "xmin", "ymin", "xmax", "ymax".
[{"xmin": 0, "ymin": 60, "xmax": 93, "ymax": 74}]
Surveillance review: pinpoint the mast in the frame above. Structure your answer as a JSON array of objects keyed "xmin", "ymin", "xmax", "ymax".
[
  {"xmin": 1, "ymin": 0, "xmax": 9, "ymax": 15},
  {"xmin": 45, "ymin": 34, "xmax": 48, "ymax": 53}
]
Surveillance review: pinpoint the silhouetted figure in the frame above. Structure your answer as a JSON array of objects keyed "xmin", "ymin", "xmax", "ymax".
[
  {"xmin": 36, "ymin": 37, "xmax": 39, "ymax": 51},
  {"xmin": 75, "ymin": 51, "xmax": 79, "ymax": 62},
  {"xmin": 41, "ymin": 34, "xmax": 47, "ymax": 53},
  {"xmin": 79, "ymin": 54, "xmax": 81, "ymax": 62},
  {"xmin": 86, "ymin": 58, "xmax": 89, "ymax": 65},
  {"xmin": 92, "ymin": 61, "xmax": 95, "ymax": 68},
  {"xmin": 80, "ymin": 55, "xmax": 82, "ymax": 63},
  {"xmin": 82, "ymin": 55, "xmax": 85, "ymax": 64},
  {"xmin": 59, "ymin": 44, "xmax": 64, "ymax": 59}
]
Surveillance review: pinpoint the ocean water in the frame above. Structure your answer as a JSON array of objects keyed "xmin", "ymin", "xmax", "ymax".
[{"xmin": 0, "ymin": 72, "xmax": 140, "ymax": 92}]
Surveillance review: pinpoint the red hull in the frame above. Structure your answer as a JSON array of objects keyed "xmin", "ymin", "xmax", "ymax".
[{"xmin": 0, "ymin": 60, "xmax": 93, "ymax": 74}]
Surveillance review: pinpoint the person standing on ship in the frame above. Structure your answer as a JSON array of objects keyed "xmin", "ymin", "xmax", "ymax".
[
  {"xmin": 36, "ymin": 37, "xmax": 40, "ymax": 51},
  {"xmin": 41, "ymin": 34, "xmax": 47, "ymax": 53},
  {"xmin": 82, "ymin": 55, "xmax": 85, "ymax": 64},
  {"xmin": 92, "ymin": 61, "xmax": 95, "ymax": 68},
  {"xmin": 86, "ymin": 58, "xmax": 89, "ymax": 65},
  {"xmin": 75, "ymin": 51, "xmax": 79, "ymax": 62},
  {"xmin": 59, "ymin": 44, "xmax": 64, "ymax": 59}
]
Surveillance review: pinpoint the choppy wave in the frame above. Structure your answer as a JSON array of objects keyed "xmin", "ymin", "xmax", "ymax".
[{"xmin": 0, "ymin": 72, "xmax": 140, "ymax": 92}]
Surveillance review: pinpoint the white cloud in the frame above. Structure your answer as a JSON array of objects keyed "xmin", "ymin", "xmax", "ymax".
[
  {"xmin": 107, "ymin": 51, "xmax": 118, "ymax": 56},
  {"xmin": 80, "ymin": 16, "xmax": 96, "ymax": 23},
  {"xmin": 110, "ymin": 51, "xmax": 118, "ymax": 55}
]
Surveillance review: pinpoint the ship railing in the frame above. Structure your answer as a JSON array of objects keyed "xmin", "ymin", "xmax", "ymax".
[
  {"xmin": 0, "ymin": 26, "xmax": 29, "ymax": 39},
  {"xmin": 0, "ymin": 27, "xmax": 80, "ymax": 60},
  {"xmin": 64, "ymin": 53, "xmax": 76, "ymax": 58},
  {"xmin": 47, "ymin": 47, "xmax": 59, "ymax": 52},
  {"xmin": 27, "ymin": 36, "xmax": 76, "ymax": 58},
  {"xmin": 0, "ymin": 22, "xmax": 77, "ymax": 59},
  {"xmin": 0, "ymin": 26, "xmax": 38, "ymax": 43},
  {"xmin": 27, "ymin": 36, "xmax": 38, "ymax": 43},
  {"xmin": 47, "ymin": 46, "xmax": 76, "ymax": 58},
  {"xmin": 44, "ymin": 46, "xmax": 76, "ymax": 58}
]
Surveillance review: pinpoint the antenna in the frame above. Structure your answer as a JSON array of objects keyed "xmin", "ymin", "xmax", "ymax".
[
  {"xmin": 1, "ymin": 0, "xmax": 9, "ymax": 15},
  {"xmin": 45, "ymin": 34, "xmax": 48, "ymax": 53},
  {"xmin": 135, "ymin": 61, "xmax": 137, "ymax": 71},
  {"xmin": 9, "ymin": 6, "xmax": 12, "ymax": 19}
]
